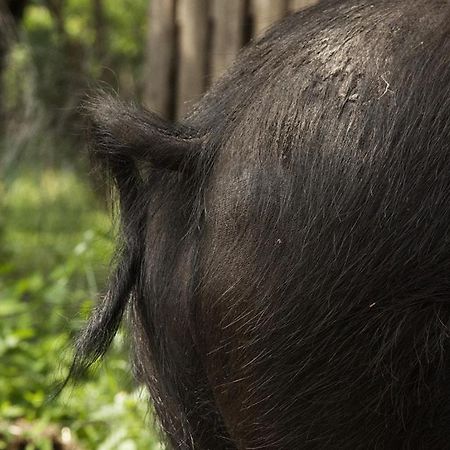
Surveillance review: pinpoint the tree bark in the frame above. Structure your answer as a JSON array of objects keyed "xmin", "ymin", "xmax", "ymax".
[
  {"xmin": 143, "ymin": 0, "xmax": 176, "ymax": 118},
  {"xmin": 251, "ymin": 0, "xmax": 287, "ymax": 38},
  {"xmin": 210, "ymin": 0, "xmax": 246, "ymax": 83},
  {"xmin": 0, "ymin": 0, "xmax": 27, "ymax": 130},
  {"xmin": 288, "ymin": 0, "xmax": 318, "ymax": 13},
  {"xmin": 93, "ymin": 0, "xmax": 106, "ymax": 63},
  {"xmin": 175, "ymin": 0, "xmax": 209, "ymax": 118},
  {"xmin": 0, "ymin": 1, "xmax": 13, "ymax": 119},
  {"xmin": 44, "ymin": 0, "xmax": 84, "ymax": 119}
]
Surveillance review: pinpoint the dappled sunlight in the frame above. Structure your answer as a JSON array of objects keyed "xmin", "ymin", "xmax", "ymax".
[{"xmin": 0, "ymin": 171, "xmax": 160, "ymax": 449}]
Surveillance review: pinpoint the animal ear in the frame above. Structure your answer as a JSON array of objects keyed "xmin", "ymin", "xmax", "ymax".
[{"xmin": 85, "ymin": 94, "xmax": 201, "ymax": 174}]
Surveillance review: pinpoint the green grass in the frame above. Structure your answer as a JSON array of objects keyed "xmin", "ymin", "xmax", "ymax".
[{"xmin": 0, "ymin": 170, "xmax": 162, "ymax": 450}]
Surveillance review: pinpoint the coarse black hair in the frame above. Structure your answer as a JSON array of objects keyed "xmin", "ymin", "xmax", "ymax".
[{"xmin": 71, "ymin": 0, "xmax": 450, "ymax": 448}]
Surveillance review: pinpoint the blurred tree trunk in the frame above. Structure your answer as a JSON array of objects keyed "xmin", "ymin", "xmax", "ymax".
[
  {"xmin": 93, "ymin": 0, "xmax": 106, "ymax": 62},
  {"xmin": 45, "ymin": 0, "xmax": 65, "ymax": 42},
  {"xmin": 251, "ymin": 0, "xmax": 287, "ymax": 37},
  {"xmin": 0, "ymin": 0, "xmax": 28, "ymax": 131},
  {"xmin": 142, "ymin": 0, "xmax": 320, "ymax": 121},
  {"xmin": 93, "ymin": 0, "xmax": 116, "ymax": 87},
  {"xmin": 44, "ymin": 0, "xmax": 84, "ymax": 130},
  {"xmin": 0, "ymin": 1, "xmax": 13, "ymax": 130},
  {"xmin": 288, "ymin": 0, "xmax": 318, "ymax": 12},
  {"xmin": 176, "ymin": 0, "xmax": 208, "ymax": 118},
  {"xmin": 210, "ymin": 0, "xmax": 246, "ymax": 83},
  {"xmin": 143, "ymin": 0, "xmax": 176, "ymax": 118},
  {"xmin": 44, "ymin": 0, "xmax": 69, "ymax": 108}
]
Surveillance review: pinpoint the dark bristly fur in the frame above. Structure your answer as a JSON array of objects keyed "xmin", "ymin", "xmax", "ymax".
[{"xmin": 73, "ymin": 1, "xmax": 450, "ymax": 448}]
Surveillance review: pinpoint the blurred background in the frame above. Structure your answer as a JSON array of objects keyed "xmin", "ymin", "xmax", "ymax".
[{"xmin": 0, "ymin": 0, "xmax": 317, "ymax": 448}]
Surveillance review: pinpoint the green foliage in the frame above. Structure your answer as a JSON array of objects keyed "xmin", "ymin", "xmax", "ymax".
[
  {"xmin": 20, "ymin": 0, "xmax": 149, "ymax": 92},
  {"xmin": 0, "ymin": 171, "xmax": 162, "ymax": 449},
  {"xmin": 3, "ymin": 0, "xmax": 149, "ymax": 172},
  {"xmin": 103, "ymin": 0, "xmax": 148, "ymax": 62},
  {"xmin": 0, "ymin": 1, "xmax": 161, "ymax": 447}
]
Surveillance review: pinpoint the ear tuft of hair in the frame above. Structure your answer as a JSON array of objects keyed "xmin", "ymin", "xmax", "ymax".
[
  {"xmin": 84, "ymin": 93, "xmax": 202, "ymax": 177},
  {"xmin": 62, "ymin": 95, "xmax": 203, "ymax": 388},
  {"xmin": 84, "ymin": 92, "xmax": 203, "ymax": 239}
]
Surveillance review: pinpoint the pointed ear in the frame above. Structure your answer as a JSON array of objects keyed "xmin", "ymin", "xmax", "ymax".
[{"xmin": 84, "ymin": 94, "xmax": 202, "ymax": 173}]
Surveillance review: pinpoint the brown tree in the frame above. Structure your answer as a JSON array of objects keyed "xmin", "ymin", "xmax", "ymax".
[{"xmin": 0, "ymin": 0, "xmax": 28, "ymax": 128}]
